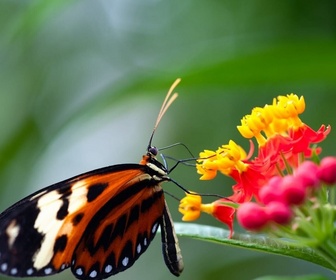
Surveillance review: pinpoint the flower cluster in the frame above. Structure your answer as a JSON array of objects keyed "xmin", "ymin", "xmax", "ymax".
[
  {"xmin": 238, "ymin": 158, "xmax": 336, "ymax": 231},
  {"xmin": 179, "ymin": 94, "xmax": 332, "ymax": 241}
]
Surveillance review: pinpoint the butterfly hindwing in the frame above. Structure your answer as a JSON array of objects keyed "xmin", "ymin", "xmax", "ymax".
[
  {"xmin": 160, "ymin": 201, "xmax": 184, "ymax": 276},
  {"xmin": 0, "ymin": 163, "xmax": 165, "ymax": 279}
]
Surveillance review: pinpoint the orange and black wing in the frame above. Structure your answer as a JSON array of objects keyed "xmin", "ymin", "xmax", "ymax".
[{"xmin": 0, "ymin": 164, "xmax": 166, "ymax": 279}]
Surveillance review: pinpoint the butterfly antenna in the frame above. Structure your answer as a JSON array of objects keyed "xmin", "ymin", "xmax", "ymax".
[{"xmin": 148, "ymin": 78, "xmax": 181, "ymax": 149}]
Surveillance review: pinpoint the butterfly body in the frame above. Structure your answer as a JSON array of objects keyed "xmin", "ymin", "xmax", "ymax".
[{"xmin": 0, "ymin": 79, "xmax": 183, "ymax": 279}]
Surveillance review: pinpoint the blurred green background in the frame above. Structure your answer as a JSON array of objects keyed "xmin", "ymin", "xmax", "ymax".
[{"xmin": 1, "ymin": 1, "xmax": 336, "ymax": 279}]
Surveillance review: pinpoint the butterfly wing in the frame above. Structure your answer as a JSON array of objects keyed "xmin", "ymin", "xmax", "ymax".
[
  {"xmin": 160, "ymin": 201, "xmax": 184, "ymax": 276},
  {"xmin": 70, "ymin": 172, "xmax": 165, "ymax": 279},
  {"xmin": 0, "ymin": 163, "xmax": 165, "ymax": 279}
]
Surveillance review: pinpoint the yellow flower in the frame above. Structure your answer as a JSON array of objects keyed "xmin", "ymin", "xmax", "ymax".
[
  {"xmin": 196, "ymin": 140, "xmax": 248, "ymax": 180},
  {"xmin": 179, "ymin": 193, "xmax": 214, "ymax": 221},
  {"xmin": 196, "ymin": 150, "xmax": 218, "ymax": 180},
  {"xmin": 272, "ymin": 94, "xmax": 304, "ymax": 129},
  {"xmin": 237, "ymin": 94, "xmax": 305, "ymax": 146},
  {"xmin": 217, "ymin": 141, "xmax": 248, "ymax": 174},
  {"xmin": 274, "ymin": 94, "xmax": 305, "ymax": 118}
]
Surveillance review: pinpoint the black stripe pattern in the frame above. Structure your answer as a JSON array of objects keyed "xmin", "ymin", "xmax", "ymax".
[{"xmin": 71, "ymin": 178, "xmax": 165, "ymax": 279}]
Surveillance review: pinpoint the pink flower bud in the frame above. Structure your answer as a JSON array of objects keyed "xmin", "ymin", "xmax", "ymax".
[
  {"xmin": 266, "ymin": 201, "xmax": 292, "ymax": 225},
  {"xmin": 317, "ymin": 156, "xmax": 336, "ymax": 185},
  {"xmin": 259, "ymin": 176, "xmax": 283, "ymax": 205},
  {"xmin": 295, "ymin": 161, "xmax": 319, "ymax": 188},
  {"xmin": 280, "ymin": 175, "xmax": 306, "ymax": 205},
  {"xmin": 237, "ymin": 202, "xmax": 269, "ymax": 231}
]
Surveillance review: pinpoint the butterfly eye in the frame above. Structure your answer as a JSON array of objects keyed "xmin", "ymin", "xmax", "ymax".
[{"xmin": 148, "ymin": 146, "xmax": 158, "ymax": 156}]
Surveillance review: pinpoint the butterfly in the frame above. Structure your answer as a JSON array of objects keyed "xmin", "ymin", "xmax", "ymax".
[{"xmin": 0, "ymin": 79, "xmax": 184, "ymax": 279}]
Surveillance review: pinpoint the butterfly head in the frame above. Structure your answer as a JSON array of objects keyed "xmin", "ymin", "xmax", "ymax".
[
  {"xmin": 138, "ymin": 145, "xmax": 168, "ymax": 177},
  {"xmin": 147, "ymin": 146, "xmax": 158, "ymax": 157}
]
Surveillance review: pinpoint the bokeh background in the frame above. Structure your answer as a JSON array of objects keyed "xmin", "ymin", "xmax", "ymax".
[{"xmin": 1, "ymin": 1, "xmax": 336, "ymax": 279}]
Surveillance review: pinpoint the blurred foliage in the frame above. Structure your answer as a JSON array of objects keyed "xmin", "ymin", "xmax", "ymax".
[
  {"xmin": 254, "ymin": 275, "xmax": 330, "ymax": 280},
  {"xmin": 1, "ymin": 0, "xmax": 336, "ymax": 279}
]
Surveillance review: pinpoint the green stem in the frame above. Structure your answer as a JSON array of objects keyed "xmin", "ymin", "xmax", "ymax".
[{"xmin": 329, "ymin": 185, "xmax": 336, "ymax": 205}]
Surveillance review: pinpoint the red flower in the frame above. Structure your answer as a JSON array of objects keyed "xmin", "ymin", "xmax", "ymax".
[
  {"xmin": 288, "ymin": 124, "xmax": 331, "ymax": 157},
  {"xmin": 212, "ymin": 200, "xmax": 236, "ymax": 238}
]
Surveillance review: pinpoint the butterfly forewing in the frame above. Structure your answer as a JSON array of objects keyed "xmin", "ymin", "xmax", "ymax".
[{"xmin": 0, "ymin": 163, "xmax": 166, "ymax": 279}]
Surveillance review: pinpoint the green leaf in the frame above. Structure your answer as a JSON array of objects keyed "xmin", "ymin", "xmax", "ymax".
[{"xmin": 174, "ymin": 223, "xmax": 335, "ymax": 272}]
